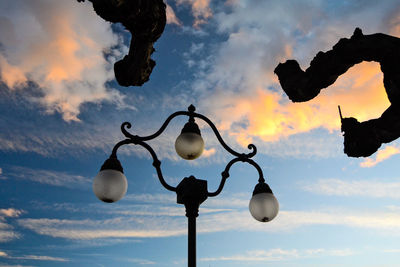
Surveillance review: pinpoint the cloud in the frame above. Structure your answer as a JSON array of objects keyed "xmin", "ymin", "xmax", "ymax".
[
  {"xmin": 0, "ymin": 208, "xmax": 23, "ymax": 243},
  {"xmin": 0, "ymin": 251, "xmax": 68, "ymax": 262},
  {"xmin": 17, "ymin": 190, "xmax": 400, "ymax": 240},
  {"xmin": 19, "ymin": 208, "xmax": 400, "ymax": 240},
  {"xmin": 360, "ymin": 145, "xmax": 400, "ymax": 167},
  {"xmin": 0, "ymin": 231, "xmax": 20, "ymax": 243},
  {"xmin": 0, "ymin": 0, "xmax": 129, "ymax": 121},
  {"xmin": 0, "ymin": 110, "xmax": 124, "ymax": 156},
  {"xmin": 176, "ymin": 0, "xmax": 212, "ymax": 27},
  {"xmin": 7, "ymin": 166, "xmax": 91, "ymax": 189},
  {"xmin": 0, "ymin": 209, "xmax": 23, "ymax": 218},
  {"xmin": 303, "ymin": 178, "xmax": 400, "ymax": 199},
  {"xmin": 17, "ymin": 217, "xmax": 187, "ymax": 240},
  {"xmin": 166, "ymin": 3, "xmax": 182, "ymax": 26},
  {"xmin": 200, "ymin": 248, "xmax": 354, "ymax": 262},
  {"xmin": 125, "ymin": 258, "xmax": 156, "ymax": 265}
]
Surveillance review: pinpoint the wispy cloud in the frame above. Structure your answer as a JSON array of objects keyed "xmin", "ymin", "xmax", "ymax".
[
  {"xmin": 303, "ymin": 178, "xmax": 400, "ymax": 199},
  {"xmin": 201, "ymin": 248, "xmax": 354, "ymax": 262},
  {"xmin": 360, "ymin": 145, "xmax": 400, "ymax": 167},
  {"xmin": 17, "ymin": 217, "xmax": 187, "ymax": 240},
  {"xmin": 0, "ymin": 0, "xmax": 129, "ymax": 121},
  {"xmin": 25, "ymin": 208, "xmax": 400, "ymax": 239},
  {"xmin": 125, "ymin": 258, "xmax": 156, "ymax": 265},
  {"xmin": 0, "ymin": 113, "xmax": 123, "ymax": 156},
  {"xmin": 0, "ymin": 231, "xmax": 20, "ymax": 243},
  {"xmin": 0, "ymin": 208, "xmax": 24, "ymax": 243},
  {"xmin": 7, "ymin": 166, "xmax": 91, "ymax": 189},
  {"xmin": 17, "ymin": 193, "xmax": 400, "ymax": 240},
  {"xmin": 0, "ymin": 251, "xmax": 68, "ymax": 262},
  {"xmin": 0, "ymin": 265, "xmax": 34, "ymax": 267}
]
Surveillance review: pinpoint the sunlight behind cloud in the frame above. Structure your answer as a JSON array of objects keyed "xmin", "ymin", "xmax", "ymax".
[
  {"xmin": 205, "ymin": 62, "xmax": 389, "ymax": 147},
  {"xmin": 0, "ymin": 0, "xmax": 128, "ymax": 121}
]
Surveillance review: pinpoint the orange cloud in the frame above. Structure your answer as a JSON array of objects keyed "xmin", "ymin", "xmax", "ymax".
[
  {"xmin": 360, "ymin": 145, "xmax": 400, "ymax": 168},
  {"xmin": 203, "ymin": 147, "xmax": 216, "ymax": 157},
  {"xmin": 176, "ymin": 0, "xmax": 212, "ymax": 27},
  {"xmin": 0, "ymin": 208, "xmax": 23, "ymax": 218},
  {"xmin": 0, "ymin": 1, "xmax": 128, "ymax": 121},
  {"xmin": 166, "ymin": 3, "xmax": 182, "ymax": 26},
  {"xmin": 209, "ymin": 62, "xmax": 390, "ymax": 147},
  {"xmin": 388, "ymin": 12, "xmax": 400, "ymax": 37},
  {"xmin": 0, "ymin": 55, "xmax": 27, "ymax": 88}
]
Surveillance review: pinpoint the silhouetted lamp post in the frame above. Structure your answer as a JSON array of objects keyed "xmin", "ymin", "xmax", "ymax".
[{"xmin": 93, "ymin": 105, "xmax": 279, "ymax": 267}]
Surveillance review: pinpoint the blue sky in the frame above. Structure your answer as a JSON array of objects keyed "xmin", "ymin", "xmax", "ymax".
[{"xmin": 1, "ymin": 0, "xmax": 400, "ymax": 266}]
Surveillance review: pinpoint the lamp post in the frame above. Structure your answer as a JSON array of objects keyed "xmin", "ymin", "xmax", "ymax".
[{"xmin": 93, "ymin": 105, "xmax": 279, "ymax": 267}]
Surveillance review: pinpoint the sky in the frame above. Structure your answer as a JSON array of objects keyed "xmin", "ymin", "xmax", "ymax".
[{"xmin": 1, "ymin": 0, "xmax": 400, "ymax": 266}]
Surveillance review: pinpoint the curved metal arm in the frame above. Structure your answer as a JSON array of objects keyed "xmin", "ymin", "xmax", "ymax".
[
  {"xmin": 111, "ymin": 139, "xmax": 176, "ymax": 192},
  {"xmin": 208, "ymin": 156, "xmax": 265, "ymax": 197}
]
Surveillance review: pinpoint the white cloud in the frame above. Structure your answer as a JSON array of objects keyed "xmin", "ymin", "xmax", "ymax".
[
  {"xmin": 0, "ymin": 251, "xmax": 68, "ymax": 262},
  {"xmin": 123, "ymin": 193, "xmax": 176, "ymax": 204},
  {"xmin": 0, "ymin": 167, "xmax": 5, "ymax": 181},
  {"xmin": 0, "ymin": 231, "xmax": 20, "ymax": 243},
  {"xmin": 125, "ymin": 258, "xmax": 156, "ymax": 265},
  {"xmin": 8, "ymin": 166, "xmax": 91, "ymax": 189},
  {"xmin": 303, "ymin": 178, "xmax": 400, "ymax": 199},
  {"xmin": 0, "ymin": 208, "xmax": 23, "ymax": 243},
  {"xmin": 198, "ymin": 209, "xmax": 400, "ymax": 234},
  {"xmin": 0, "ymin": 0, "xmax": 129, "ymax": 121},
  {"xmin": 200, "ymin": 247, "xmax": 354, "ymax": 262},
  {"xmin": 383, "ymin": 249, "xmax": 400, "ymax": 253},
  {"xmin": 17, "ymin": 199, "xmax": 400, "ymax": 240},
  {"xmin": 0, "ymin": 116, "xmax": 124, "ymax": 156},
  {"xmin": 17, "ymin": 217, "xmax": 187, "ymax": 240}
]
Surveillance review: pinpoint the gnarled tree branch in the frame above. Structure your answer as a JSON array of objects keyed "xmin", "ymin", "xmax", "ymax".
[{"xmin": 78, "ymin": 0, "xmax": 166, "ymax": 87}]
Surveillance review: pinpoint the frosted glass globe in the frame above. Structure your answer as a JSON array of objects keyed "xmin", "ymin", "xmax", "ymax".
[
  {"xmin": 93, "ymin": 169, "xmax": 128, "ymax": 203},
  {"xmin": 249, "ymin": 193, "xmax": 279, "ymax": 222},
  {"xmin": 175, "ymin": 132, "xmax": 204, "ymax": 160}
]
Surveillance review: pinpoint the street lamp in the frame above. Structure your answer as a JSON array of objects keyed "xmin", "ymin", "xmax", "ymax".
[{"xmin": 93, "ymin": 104, "xmax": 279, "ymax": 267}]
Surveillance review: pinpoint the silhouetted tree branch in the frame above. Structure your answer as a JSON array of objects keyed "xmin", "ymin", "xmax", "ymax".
[
  {"xmin": 275, "ymin": 28, "xmax": 400, "ymax": 157},
  {"xmin": 78, "ymin": 0, "xmax": 166, "ymax": 87}
]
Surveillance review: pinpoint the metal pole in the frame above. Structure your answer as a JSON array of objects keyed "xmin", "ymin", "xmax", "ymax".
[{"xmin": 188, "ymin": 215, "xmax": 196, "ymax": 267}]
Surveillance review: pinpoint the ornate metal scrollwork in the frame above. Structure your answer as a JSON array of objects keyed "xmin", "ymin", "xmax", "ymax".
[{"xmin": 109, "ymin": 105, "xmax": 266, "ymax": 195}]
